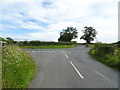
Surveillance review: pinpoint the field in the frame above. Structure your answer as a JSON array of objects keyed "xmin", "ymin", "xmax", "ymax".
[
  {"xmin": 89, "ymin": 43, "xmax": 119, "ymax": 71},
  {"xmin": 2, "ymin": 45, "xmax": 36, "ymax": 88}
]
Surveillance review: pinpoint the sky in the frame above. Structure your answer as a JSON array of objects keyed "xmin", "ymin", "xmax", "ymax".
[{"xmin": 0, "ymin": 0, "xmax": 119, "ymax": 43}]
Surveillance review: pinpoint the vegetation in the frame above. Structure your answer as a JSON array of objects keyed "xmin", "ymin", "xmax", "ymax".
[
  {"xmin": 80, "ymin": 26, "xmax": 97, "ymax": 44},
  {"xmin": 89, "ymin": 43, "xmax": 119, "ymax": 71},
  {"xmin": 0, "ymin": 37, "xmax": 7, "ymax": 41},
  {"xmin": 2, "ymin": 45, "xmax": 36, "ymax": 88},
  {"xmin": 21, "ymin": 45, "xmax": 77, "ymax": 49},
  {"xmin": 18, "ymin": 41, "xmax": 77, "ymax": 46},
  {"xmin": 6, "ymin": 37, "xmax": 17, "ymax": 44},
  {"xmin": 0, "ymin": 46, "xmax": 2, "ymax": 89},
  {"xmin": 58, "ymin": 26, "xmax": 78, "ymax": 42}
]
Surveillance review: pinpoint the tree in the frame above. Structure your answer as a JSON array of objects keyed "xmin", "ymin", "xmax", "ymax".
[
  {"xmin": 6, "ymin": 37, "xmax": 14, "ymax": 44},
  {"xmin": 58, "ymin": 26, "xmax": 78, "ymax": 42},
  {"xmin": 80, "ymin": 26, "xmax": 97, "ymax": 44}
]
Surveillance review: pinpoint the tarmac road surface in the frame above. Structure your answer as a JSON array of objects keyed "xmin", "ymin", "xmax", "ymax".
[{"xmin": 24, "ymin": 45, "xmax": 118, "ymax": 88}]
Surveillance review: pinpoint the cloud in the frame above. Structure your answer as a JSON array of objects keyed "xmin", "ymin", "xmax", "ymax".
[
  {"xmin": 1, "ymin": 0, "xmax": 119, "ymax": 43},
  {"xmin": 27, "ymin": 32, "xmax": 59, "ymax": 41},
  {"xmin": 20, "ymin": 22, "xmax": 45, "ymax": 30}
]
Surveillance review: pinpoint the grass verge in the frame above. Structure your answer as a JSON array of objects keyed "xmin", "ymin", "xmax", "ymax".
[
  {"xmin": 0, "ymin": 46, "xmax": 2, "ymax": 89},
  {"xmin": 20, "ymin": 45, "xmax": 78, "ymax": 49},
  {"xmin": 89, "ymin": 43, "xmax": 119, "ymax": 71},
  {"xmin": 2, "ymin": 45, "xmax": 36, "ymax": 88}
]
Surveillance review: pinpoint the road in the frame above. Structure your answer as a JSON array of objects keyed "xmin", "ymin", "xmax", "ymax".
[{"xmin": 25, "ymin": 45, "xmax": 118, "ymax": 88}]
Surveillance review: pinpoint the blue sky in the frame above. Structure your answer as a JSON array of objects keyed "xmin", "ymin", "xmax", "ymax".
[{"xmin": 0, "ymin": 0, "xmax": 119, "ymax": 43}]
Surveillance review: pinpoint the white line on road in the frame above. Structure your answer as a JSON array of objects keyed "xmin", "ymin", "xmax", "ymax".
[
  {"xmin": 38, "ymin": 51, "xmax": 41, "ymax": 52},
  {"xmin": 70, "ymin": 61, "xmax": 84, "ymax": 79},
  {"xmin": 43, "ymin": 51, "xmax": 46, "ymax": 52},
  {"xmin": 65, "ymin": 54, "xmax": 69, "ymax": 59},
  {"xmin": 32, "ymin": 51, "xmax": 35, "ymax": 52},
  {"xmin": 63, "ymin": 50, "xmax": 69, "ymax": 59},
  {"xmin": 95, "ymin": 71, "xmax": 111, "ymax": 82}
]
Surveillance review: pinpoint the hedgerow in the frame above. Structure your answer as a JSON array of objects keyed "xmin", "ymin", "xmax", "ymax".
[
  {"xmin": 17, "ymin": 41, "xmax": 77, "ymax": 46},
  {"xmin": 89, "ymin": 43, "xmax": 119, "ymax": 70}
]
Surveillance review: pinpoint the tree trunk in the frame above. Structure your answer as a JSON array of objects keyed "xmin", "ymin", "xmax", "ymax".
[{"xmin": 86, "ymin": 40, "xmax": 90, "ymax": 44}]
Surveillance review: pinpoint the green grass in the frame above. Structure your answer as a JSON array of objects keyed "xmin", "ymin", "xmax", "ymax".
[
  {"xmin": 89, "ymin": 43, "xmax": 119, "ymax": 71},
  {"xmin": 20, "ymin": 45, "xmax": 78, "ymax": 49},
  {"xmin": 0, "ymin": 46, "xmax": 2, "ymax": 89},
  {"xmin": 2, "ymin": 45, "xmax": 36, "ymax": 88},
  {"xmin": 87, "ymin": 44, "xmax": 94, "ymax": 48}
]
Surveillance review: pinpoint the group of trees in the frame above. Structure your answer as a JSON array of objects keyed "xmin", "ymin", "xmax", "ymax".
[
  {"xmin": 58, "ymin": 26, "xmax": 97, "ymax": 44},
  {"xmin": 58, "ymin": 27, "xmax": 78, "ymax": 42}
]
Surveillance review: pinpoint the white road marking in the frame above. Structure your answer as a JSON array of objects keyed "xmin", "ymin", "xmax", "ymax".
[
  {"xmin": 63, "ymin": 50, "xmax": 65, "ymax": 53},
  {"xmin": 43, "ymin": 51, "xmax": 46, "ymax": 52},
  {"xmin": 70, "ymin": 61, "xmax": 84, "ymax": 79},
  {"xmin": 95, "ymin": 71, "xmax": 111, "ymax": 82},
  {"xmin": 38, "ymin": 51, "xmax": 41, "ymax": 52},
  {"xmin": 63, "ymin": 50, "xmax": 69, "ymax": 59},
  {"xmin": 65, "ymin": 54, "xmax": 69, "ymax": 59},
  {"xmin": 32, "ymin": 51, "xmax": 35, "ymax": 52}
]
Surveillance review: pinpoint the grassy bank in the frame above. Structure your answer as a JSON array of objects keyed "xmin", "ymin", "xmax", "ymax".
[
  {"xmin": 0, "ymin": 46, "xmax": 2, "ymax": 89},
  {"xmin": 89, "ymin": 43, "xmax": 119, "ymax": 71},
  {"xmin": 20, "ymin": 45, "xmax": 78, "ymax": 49},
  {"xmin": 2, "ymin": 45, "xmax": 36, "ymax": 88}
]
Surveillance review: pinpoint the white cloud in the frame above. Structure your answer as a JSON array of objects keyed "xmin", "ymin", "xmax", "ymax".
[
  {"xmin": 1, "ymin": 0, "xmax": 119, "ymax": 43},
  {"xmin": 21, "ymin": 22, "xmax": 45, "ymax": 30},
  {"xmin": 27, "ymin": 32, "xmax": 59, "ymax": 41}
]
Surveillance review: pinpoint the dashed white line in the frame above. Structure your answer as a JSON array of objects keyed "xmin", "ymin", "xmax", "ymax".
[
  {"xmin": 32, "ymin": 51, "xmax": 35, "ymax": 52},
  {"xmin": 95, "ymin": 71, "xmax": 111, "ymax": 82},
  {"xmin": 38, "ymin": 51, "xmax": 41, "ymax": 52},
  {"xmin": 70, "ymin": 61, "xmax": 84, "ymax": 79},
  {"xmin": 62, "ymin": 50, "xmax": 84, "ymax": 79},
  {"xmin": 43, "ymin": 51, "xmax": 46, "ymax": 52},
  {"xmin": 65, "ymin": 54, "xmax": 69, "ymax": 59},
  {"xmin": 63, "ymin": 50, "xmax": 65, "ymax": 53},
  {"xmin": 63, "ymin": 50, "xmax": 69, "ymax": 59}
]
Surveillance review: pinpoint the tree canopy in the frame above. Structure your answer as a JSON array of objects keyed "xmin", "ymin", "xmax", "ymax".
[
  {"xmin": 58, "ymin": 26, "xmax": 78, "ymax": 42},
  {"xmin": 6, "ymin": 37, "xmax": 14, "ymax": 44},
  {"xmin": 80, "ymin": 26, "xmax": 97, "ymax": 44}
]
